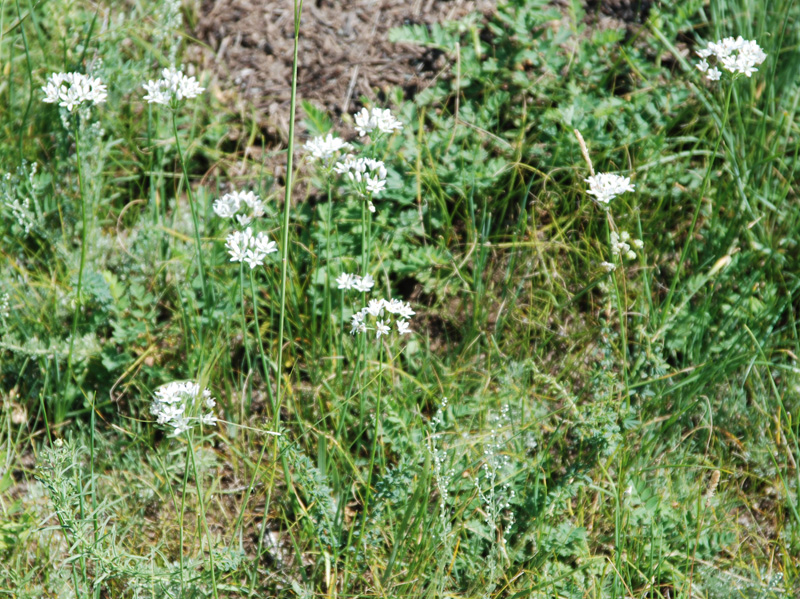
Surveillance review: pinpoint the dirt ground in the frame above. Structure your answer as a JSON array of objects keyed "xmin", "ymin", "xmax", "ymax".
[
  {"xmin": 190, "ymin": 0, "xmax": 651, "ymax": 156},
  {"xmin": 192, "ymin": 0, "xmax": 495, "ymax": 139}
]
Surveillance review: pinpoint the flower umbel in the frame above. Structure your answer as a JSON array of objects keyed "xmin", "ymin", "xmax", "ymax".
[
  {"xmin": 213, "ymin": 190, "xmax": 266, "ymax": 226},
  {"xmin": 354, "ymin": 107, "xmax": 403, "ymax": 137},
  {"xmin": 336, "ymin": 272, "xmax": 375, "ymax": 292},
  {"xmin": 143, "ymin": 67, "xmax": 204, "ymax": 106},
  {"xmin": 42, "ymin": 72, "xmax": 107, "ymax": 112},
  {"xmin": 349, "ymin": 297, "xmax": 415, "ymax": 339},
  {"xmin": 584, "ymin": 173, "xmax": 635, "ymax": 205},
  {"xmin": 304, "ymin": 133, "xmax": 352, "ymax": 165},
  {"xmin": 334, "ymin": 156, "xmax": 388, "ymax": 212},
  {"xmin": 150, "ymin": 381, "xmax": 217, "ymax": 436},
  {"xmin": 696, "ymin": 37, "xmax": 767, "ymax": 80},
  {"xmin": 225, "ymin": 227, "xmax": 278, "ymax": 269}
]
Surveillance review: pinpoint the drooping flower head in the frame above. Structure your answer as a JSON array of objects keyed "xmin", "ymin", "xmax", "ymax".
[
  {"xmin": 213, "ymin": 190, "xmax": 265, "ymax": 226},
  {"xmin": 150, "ymin": 380, "xmax": 217, "ymax": 436},
  {"xmin": 225, "ymin": 227, "xmax": 277, "ymax": 269},
  {"xmin": 42, "ymin": 72, "xmax": 107, "ymax": 113},
  {"xmin": 696, "ymin": 36, "xmax": 767, "ymax": 80},
  {"xmin": 143, "ymin": 67, "xmax": 204, "ymax": 106},
  {"xmin": 584, "ymin": 173, "xmax": 635, "ymax": 205},
  {"xmin": 354, "ymin": 107, "xmax": 403, "ymax": 137}
]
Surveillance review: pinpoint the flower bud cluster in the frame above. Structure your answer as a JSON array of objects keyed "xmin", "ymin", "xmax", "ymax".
[
  {"xmin": 225, "ymin": 227, "xmax": 277, "ymax": 269},
  {"xmin": 350, "ymin": 297, "xmax": 415, "ymax": 339},
  {"xmin": 150, "ymin": 381, "xmax": 217, "ymax": 436},
  {"xmin": 213, "ymin": 190, "xmax": 266, "ymax": 226},
  {"xmin": 696, "ymin": 37, "xmax": 767, "ymax": 80},
  {"xmin": 610, "ymin": 231, "xmax": 643, "ymax": 261},
  {"xmin": 335, "ymin": 272, "xmax": 375, "ymax": 293},
  {"xmin": 584, "ymin": 173, "xmax": 635, "ymax": 205},
  {"xmin": 42, "ymin": 72, "xmax": 108, "ymax": 112},
  {"xmin": 143, "ymin": 67, "xmax": 204, "ymax": 106}
]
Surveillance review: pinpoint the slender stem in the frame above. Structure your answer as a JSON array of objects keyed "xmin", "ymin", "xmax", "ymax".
[
  {"xmin": 325, "ymin": 180, "xmax": 334, "ymax": 364},
  {"xmin": 250, "ymin": 269, "xmax": 273, "ymax": 394},
  {"xmin": 172, "ymin": 110, "xmax": 209, "ymax": 343},
  {"xmin": 65, "ymin": 119, "xmax": 87, "ymax": 414},
  {"xmin": 356, "ymin": 342, "xmax": 383, "ymax": 558},
  {"xmin": 660, "ymin": 83, "xmax": 734, "ymax": 328},
  {"xmin": 239, "ymin": 262, "xmax": 253, "ymax": 395},
  {"xmin": 186, "ymin": 431, "xmax": 219, "ymax": 599},
  {"xmin": 249, "ymin": 1, "xmax": 303, "ymax": 589}
]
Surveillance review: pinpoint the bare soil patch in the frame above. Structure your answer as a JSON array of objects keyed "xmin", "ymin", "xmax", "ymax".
[{"xmin": 192, "ymin": 0, "xmax": 494, "ymax": 140}]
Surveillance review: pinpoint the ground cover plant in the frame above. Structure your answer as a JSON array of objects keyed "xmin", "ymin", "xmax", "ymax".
[{"xmin": 1, "ymin": 0, "xmax": 799, "ymax": 597}]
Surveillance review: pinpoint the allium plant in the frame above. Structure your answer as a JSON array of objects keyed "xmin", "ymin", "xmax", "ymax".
[
  {"xmin": 334, "ymin": 156, "xmax": 388, "ymax": 213},
  {"xmin": 150, "ymin": 381, "xmax": 217, "ymax": 436},
  {"xmin": 349, "ymin": 297, "xmax": 415, "ymax": 339},
  {"xmin": 213, "ymin": 190, "xmax": 266, "ymax": 226},
  {"xmin": 354, "ymin": 107, "xmax": 404, "ymax": 137},
  {"xmin": 336, "ymin": 272, "xmax": 375, "ymax": 293},
  {"xmin": 225, "ymin": 227, "xmax": 278, "ymax": 269},
  {"xmin": 584, "ymin": 173, "xmax": 635, "ymax": 205},
  {"xmin": 41, "ymin": 72, "xmax": 107, "ymax": 113},
  {"xmin": 143, "ymin": 67, "xmax": 205, "ymax": 107},
  {"xmin": 304, "ymin": 133, "xmax": 351, "ymax": 167},
  {"xmin": 696, "ymin": 37, "xmax": 767, "ymax": 80}
]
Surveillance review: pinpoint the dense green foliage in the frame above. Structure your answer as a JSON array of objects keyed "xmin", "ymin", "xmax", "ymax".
[{"xmin": 1, "ymin": 0, "xmax": 799, "ymax": 597}]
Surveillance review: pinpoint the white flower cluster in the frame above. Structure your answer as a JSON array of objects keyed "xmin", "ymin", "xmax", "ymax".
[
  {"xmin": 610, "ymin": 230, "xmax": 643, "ymax": 261},
  {"xmin": 225, "ymin": 226, "xmax": 277, "ymax": 269},
  {"xmin": 143, "ymin": 67, "xmax": 204, "ymax": 106},
  {"xmin": 350, "ymin": 297, "xmax": 414, "ymax": 338},
  {"xmin": 304, "ymin": 133, "xmax": 352, "ymax": 164},
  {"xmin": 585, "ymin": 173, "xmax": 635, "ymax": 205},
  {"xmin": 354, "ymin": 107, "xmax": 403, "ymax": 137},
  {"xmin": 41, "ymin": 72, "xmax": 107, "ymax": 112},
  {"xmin": 696, "ymin": 37, "xmax": 767, "ymax": 79},
  {"xmin": 335, "ymin": 272, "xmax": 375, "ymax": 293},
  {"xmin": 150, "ymin": 380, "xmax": 217, "ymax": 436},
  {"xmin": 334, "ymin": 156, "xmax": 387, "ymax": 212},
  {"xmin": 213, "ymin": 190, "xmax": 265, "ymax": 226}
]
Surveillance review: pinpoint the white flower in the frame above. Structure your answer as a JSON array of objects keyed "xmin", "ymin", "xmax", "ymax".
[
  {"xmin": 201, "ymin": 413, "xmax": 218, "ymax": 426},
  {"xmin": 397, "ymin": 302, "xmax": 415, "ymax": 320},
  {"xmin": 143, "ymin": 67, "xmax": 204, "ymax": 106},
  {"xmin": 350, "ymin": 311, "xmax": 367, "ymax": 335},
  {"xmin": 584, "ymin": 173, "xmax": 635, "ymax": 205},
  {"xmin": 353, "ymin": 273, "xmax": 375, "ymax": 293},
  {"xmin": 365, "ymin": 298, "xmax": 386, "ymax": 317},
  {"xmin": 696, "ymin": 36, "xmax": 766, "ymax": 79},
  {"xmin": 42, "ymin": 72, "xmax": 107, "ymax": 112},
  {"xmin": 225, "ymin": 227, "xmax": 277, "ymax": 269},
  {"xmin": 150, "ymin": 380, "xmax": 216, "ymax": 436},
  {"xmin": 304, "ymin": 133, "xmax": 351, "ymax": 162},
  {"xmin": 354, "ymin": 107, "xmax": 403, "ymax": 136},
  {"xmin": 385, "ymin": 298, "xmax": 405, "ymax": 315},
  {"xmin": 336, "ymin": 273, "xmax": 355, "ymax": 290},
  {"xmin": 349, "ymin": 292, "xmax": 415, "ymax": 342},
  {"xmin": 376, "ymin": 319, "xmax": 391, "ymax": 338}
]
